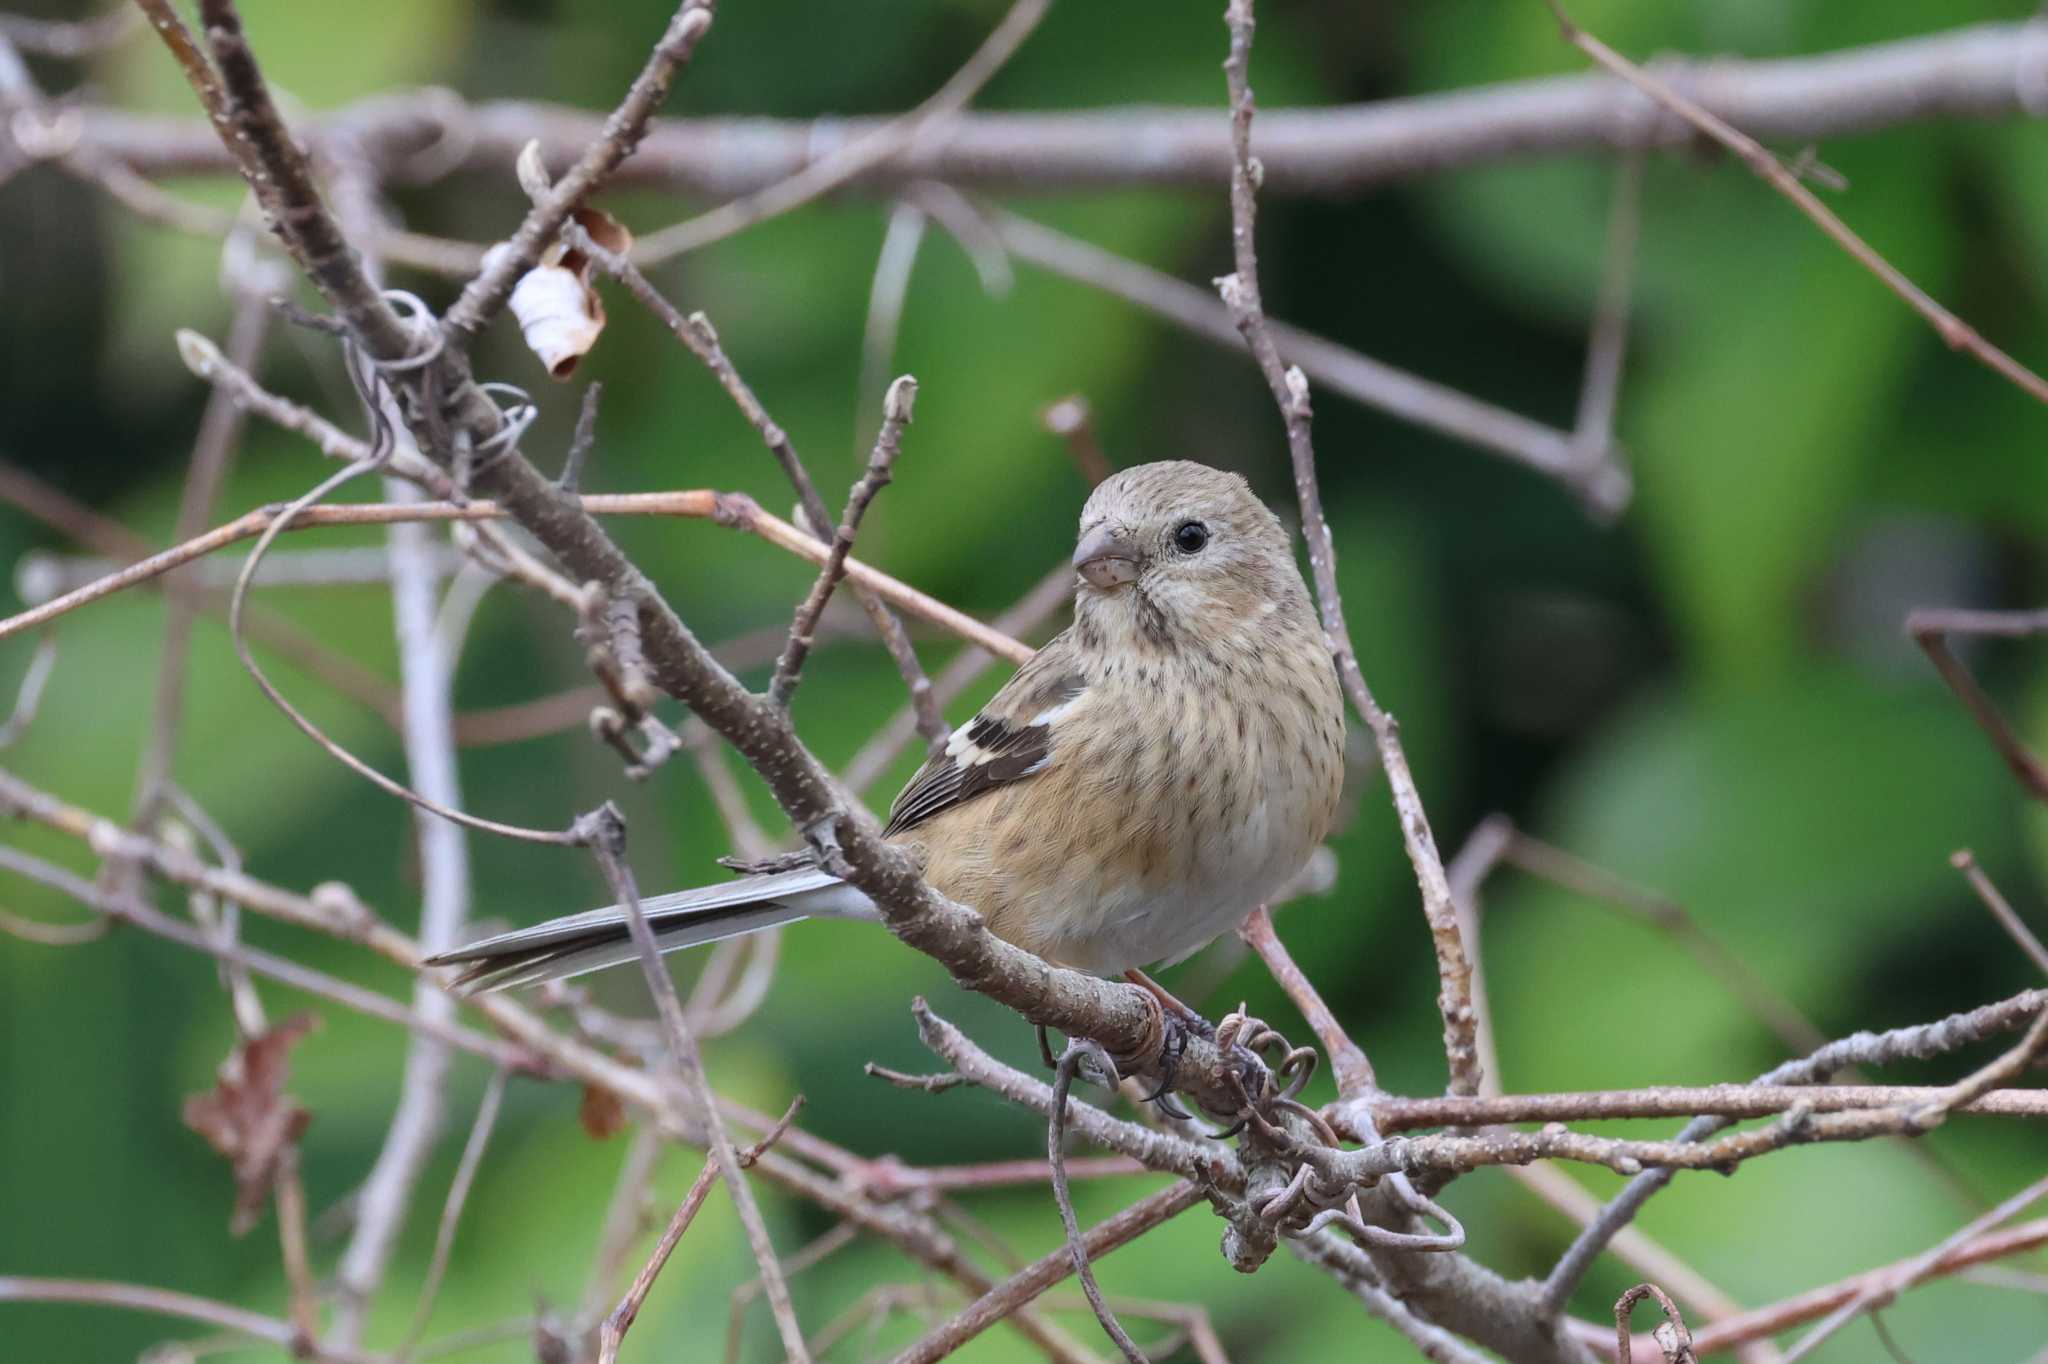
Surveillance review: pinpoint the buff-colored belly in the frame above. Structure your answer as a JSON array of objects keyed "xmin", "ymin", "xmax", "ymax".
[{"xmin": 910, "ymin": 678, "xmax": 1340, "ymax": 974}]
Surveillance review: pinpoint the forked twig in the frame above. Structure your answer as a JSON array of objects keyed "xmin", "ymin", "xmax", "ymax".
[{"xmin": 581, "ymin": 806, "xmax": 812, "ymax": 1363}]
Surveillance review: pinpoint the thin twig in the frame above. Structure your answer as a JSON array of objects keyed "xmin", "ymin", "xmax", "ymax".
[
  {"xmin": 0, "ymin": 630, "xmax": 58, "ymax": 750},
  {"xmin": 725, "ymin": 1222, "xmax": 860, "ymax": 1364},
  {"xmin": 1779, "ymin": 1171, "xmax": 2048, "ymax": 1362},
  {"xmin": 1368, "ymin": 1084, "xmax": 2048, "ymax": 1132},
  {"xmin": 576, "ymin": 1125, "xmax": 666, "ymax": 1326},
  {"xmin": 1570, "ymin": 148, "xmax": 1642, "ymax": 484},
  {"xmin": 134, "ymin": 0, "xmax": 228, "ymax": 134},
  {"xmin": 993, "ymin": 209, "xmax": 1625, "ymax": 515},
  {"xmin": 597, "ymin": 1159, "xmax": 720, "ymax": 1363},
  {"xmin": 1614, "ymin": 1284, "xmax": 1695, "ymax": 1364},
  {"xmin": 568, "ymin": 220, "xmax": 954, "ymax": 743},
  {"xmin": 1684, "ymin": 1217, "xmax": 2048, "ymax": 1356},
  {"xmin": 274, "ymin": 1149, "xmax": 318, "ymax": 1347},
  {"xmin": 1040, "ymin": 395, "xmax": 1115, "ymax": 487},
  {"xmin": 1915, "ymin": 609, "xmax": 2048, "ymax": 799},
  {"xmin": 401, "ymin": 1067, "xmax": 510, "ymax": 1352},
  {"xmin": 890, "ymin": 1183, "xmax": 1204, "ymax": 1364},
  {"xmin": 1238, "ymin": 907, "xmax": 1375, "ymax": 1098},
  {"xmin": 770, "ymin": 375, "xmax": 917, "ymax": 709},
  {"xmin": 441, "ymin": 1, "xmax": 714, "ymax": 339},
  {"xmin": 1951, "ymin": 850, "xmax": 2048, "ymax": 977},
  {"xmin": 0, "ymin": 492, "xmax": 1027, "ymax": 663},
  {"xmin": 131, "ymin": 287, "xmax": 271, "ymax": 833},
  {"xmin": 631, "ymin": 0, "xmax": 1052, "ymax": 264},
  {"xmin": 0, "ymin": 843, "xmax": 532, "ymax": 1069},
  {"xmin": 0, "ymin": 1278, "xmax": 379, "ymax": 1364},
  {"xmin": 219, "ymin": 458, "xmax": 582, "ymax": 848},
  {"xmin": 1049, "ymin": 1041, "xmax": 1149, "ymax": 1363},
  {"xmin": 856, "ymin": 202, "xmax": 929, "ymax": 461},
  {"xmin": 1216, "ymin": 0, "xmax": 1480, "ymax": 1098},
  {"xmin": 1544, "ymin": 0, "xmax": 2048, "ymax": 407},
  {"xmin": 580, "ymin": 806, "xmax": 813, "ymax": 1364},
  {"xmin": 1537, "ymin": 991, "xmax": 2048, "ymax": 1311},
  {"xmin": 333, "ymin": 436, "xmax": 483, "ymax": 1343}
]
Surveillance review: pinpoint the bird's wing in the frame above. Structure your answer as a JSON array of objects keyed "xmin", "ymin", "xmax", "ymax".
[{"xmin": 884, "ymin": 630, "xmax": 1087, "ymax": 837}]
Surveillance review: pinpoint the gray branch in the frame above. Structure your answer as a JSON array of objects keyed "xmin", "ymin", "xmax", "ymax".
[{"xmin": 65, "ymin": 21, "xmax": 2048, "ymax": 197}]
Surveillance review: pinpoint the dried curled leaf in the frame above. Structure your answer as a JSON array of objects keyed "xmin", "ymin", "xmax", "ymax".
[
  {"xmin": 182, "ymin": 1012, "xmax": 319, "ymax": 1235},
  {"xmin": 579, "ymin": 1081, "xmax": 628, "ymax": 1140},
  {"xmin": 490, "ymin": 207, "xmax": 634, "ymax": 380}
]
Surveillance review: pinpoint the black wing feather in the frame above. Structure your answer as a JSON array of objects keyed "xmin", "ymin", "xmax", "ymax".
[{"xmin": 883, "ymin": 640, "xmax": 1085, "ymax": 837}]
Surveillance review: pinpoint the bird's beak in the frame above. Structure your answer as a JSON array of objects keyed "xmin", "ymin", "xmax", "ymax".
[{"xmin": 1073, "ymin": 524, "xmax": 1140, "ymax": 590}]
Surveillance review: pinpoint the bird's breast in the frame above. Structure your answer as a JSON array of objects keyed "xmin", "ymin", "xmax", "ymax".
[{"xmin": 918, "ymin": 637, "xmax": 1344, "ymax": 975}]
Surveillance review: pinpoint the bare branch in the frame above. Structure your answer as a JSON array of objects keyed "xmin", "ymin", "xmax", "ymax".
[
  {"xmin": 993, "ymin": 210, "xmax": 1624, "ymax": 515},
  {"xmin": 1908, "ymin": 608, "xmax": 2048, "ymax": 803},
  {"xmin": 89, "ymin": 21, "xmax": 2048, "ymax": 199},
  {"xmin": 1369, "ymin": 1084, "xmax": 2048, "ymax": 1132},
  {"xmin": 1216, "ymin": 0, "xmax": 1480, "ymax": 1099},
  {"xmin": 441, "ymin": 2, "xmax": 714, "ymax": 339},
  {"xmin": 0, "ymin": 842, "xmax": 531, "ymax": 1070},
  {"xmin": 1779, "ymin": 1171, "xmax": 2048, "ymax": 1362},
  {"xmin": 1569, "ymin": 148, "xmax": 1641, "ymax": 484},
  {"xmin": 402, "ymin": 1067, "xmax": 510, "ymax": 1352},
  {"xmin": 632, "ymin": 0, "xmax": 1052, "ymax": 264},
  {"xmin": 1952, "ymin": 849, "xmax": 2048, "ymax": 978},
  {"xmin": 580, "ymin": 805, "xmax": 812, "ymax": 1364},
  {"xmin": 1239, "ymin": 907, "xmax": 1375, "ymax": 1099},
  {"xmin": 770, "ymin": 376, "xmax": 918, "ymax": 710},
  {"xmin": 891, "ymin": 1183, "xmax": 1204, "ymax": 1364},
  {"xmin": 0, "ymin": 630, "xmax": 57, "ymax": 750},
  {"xmin": 332, "ymin": 446, "xmax": 483, "ymax": 1343},
  {"xmin": 1614, "ymin": 1284, "xmax": 1695, "ymax": 1364},
  {"xmin": 0, "ymin": 492, "xmax": 1027, "ymax": 662},
  {"xmin": 0, "ymin": 1277, "xmax": 377, "ymax": 1364},
  {"xmin": 1048, "ymin": 1041, "xmax": 1149, "ymax": 1363},
  {"xmin": 1544, "ymin": 1, "xmax": 2048, "ymax": 406},
  {"xmin": 1535, "ymin": 988, "xmax": 2048, "ymax": 1311},
  {"xmin": 566, "ymin": 218, "xmax": 955, "ymax": 738},
  {"xmin": 1684, "ymin": 1217, "xmax": 2048, "ymax": 1356}
]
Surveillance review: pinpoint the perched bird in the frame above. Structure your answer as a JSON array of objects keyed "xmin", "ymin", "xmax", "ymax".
[{"xmin": 429, "ymin": 461, "xmax": 1346, "ymax": 1001}]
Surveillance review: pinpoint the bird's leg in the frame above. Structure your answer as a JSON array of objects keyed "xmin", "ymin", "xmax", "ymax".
[
  {"xmin": 1121, "ymin": 969, "xmax": 1212, "ymax": 1119},
  {"xmin": 1122, "ymin": 968, "xmax": 1213, "ymax": 1039},
  {"xmin": 1120, "ymin": 971, "xmax": 1286, "ymax": 1129}
]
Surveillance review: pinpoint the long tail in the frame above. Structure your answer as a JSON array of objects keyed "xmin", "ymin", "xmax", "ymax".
[{"xmin": 424, "ymin": 866, "xmax": 875, "ymax": 993}]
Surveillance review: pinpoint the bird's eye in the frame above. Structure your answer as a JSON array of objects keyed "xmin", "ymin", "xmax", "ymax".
[{"xmin": 1173, "ymin": 520, "xmax": 1209, "ymax": 554}]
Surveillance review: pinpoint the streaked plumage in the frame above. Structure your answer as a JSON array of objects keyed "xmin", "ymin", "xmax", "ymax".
[{"xmin": 428, "ymin": 461, "xmax": 1345, "ymax": 991}]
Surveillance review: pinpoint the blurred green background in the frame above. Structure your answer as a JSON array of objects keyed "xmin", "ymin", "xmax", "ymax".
[{"xmin": 3, "ymin": 0, "xmax": 2047, "ymax": 1359}]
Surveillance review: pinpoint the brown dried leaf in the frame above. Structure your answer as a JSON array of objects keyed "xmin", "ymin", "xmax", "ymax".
[
  {"xmin": 579, "ymin": 1081, "xmax": 628, "ymax": 1140},
  {"xmin": 182, "ymin": 1012, "xmax": 319, "ymax": 1236}
]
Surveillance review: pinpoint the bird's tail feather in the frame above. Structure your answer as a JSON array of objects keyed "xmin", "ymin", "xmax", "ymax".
[{"xmin": 425, "ymin": 866, "xmax": 874, "ymax": 993}]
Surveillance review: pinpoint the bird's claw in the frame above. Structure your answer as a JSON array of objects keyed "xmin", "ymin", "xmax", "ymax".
[{"xmin": 1139, "ymin": 1018, "xmax": 1195, "ymax": 1119}]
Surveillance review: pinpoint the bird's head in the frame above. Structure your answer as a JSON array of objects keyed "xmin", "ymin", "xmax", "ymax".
[{"xmin": 1071, "ymin": 460, "xmax": 1307, "ymax": 646}]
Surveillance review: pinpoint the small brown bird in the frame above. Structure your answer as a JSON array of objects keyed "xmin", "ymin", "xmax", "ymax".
[{"xmin": 429, "ymin": 461, "xmax": 1345, "ymax": 995}]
